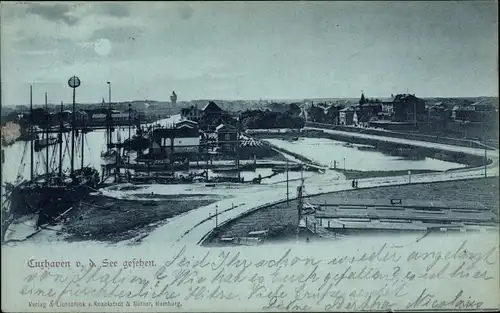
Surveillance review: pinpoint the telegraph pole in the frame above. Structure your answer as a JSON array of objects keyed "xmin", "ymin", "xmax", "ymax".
[
  {"xmin": 484, "ymin": 148, "xmax": 487, "ymax": 178},
  {"xmin": 296, "ymin": 178, "xmax": 304, "ymax": 243},
  {"xmin": 215, "ymin": 205, "xmax": 218, "ymax": 228},
  {"xmin": 286, "ymin": 159, "xmax": 289, "ymax": 205},
  {"xmin": 483, "ymin": 122, "xmax": 488, "ymax": 178}
]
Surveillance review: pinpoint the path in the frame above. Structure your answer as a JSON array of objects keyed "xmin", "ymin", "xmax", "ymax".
[
  {"xmin": 142, "ymin": 157, "xmax": 498, "ymax": 246},
  {"xmin": 133, "ymin": 126, "xmax": 500, "ymax": 246}
]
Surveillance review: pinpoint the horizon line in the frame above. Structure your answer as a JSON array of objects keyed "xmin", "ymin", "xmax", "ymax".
[{"xmin": 4, "ymin": 95, "xmax": 499, "ymax": 107}]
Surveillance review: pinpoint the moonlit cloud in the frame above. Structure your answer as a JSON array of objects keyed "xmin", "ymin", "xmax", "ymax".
[
  {"xmin": 1, "ymin": 1, "xmax": 498, "ymax": 106},
  {"xmin": 26, "ymin": 2, "xmax": 80, "ymax": 25}
]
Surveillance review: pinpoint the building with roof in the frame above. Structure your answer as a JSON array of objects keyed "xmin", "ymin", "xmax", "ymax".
[
  {"xmin": 200, "ymin": 101, "xmax": 225, "ymax": 131},
  {"xmin": 427, "ymin": 103, "xmax": 451, "ymax": 123},
  {"xmin": 452, "ymin": 99, "xmax": 497, "ymax": 123},
  {"xmin": 358, "ymin": 102, "xmax": 382, "ymax": 125},
  {"xmin": 150, "ymin": 121, "xmax": 201, "ymax": 160},
  {"xmin": 216, "ymin": 123, "xmax": 238, "ymax": 153},
  {"xmin": 181, "ymin": 105, "xmax": 202, "ymax": 122},
  {"xmin": 392, "ymin": 94, "xmax": 426, "ymax": 123},
  {"xmin": 339, "ymin": 107, "xmax": 356, "ymax": 125}
]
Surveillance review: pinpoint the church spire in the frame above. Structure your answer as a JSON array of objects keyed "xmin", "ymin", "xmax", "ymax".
[{"xmin": 359, "ymin": 90, "xmax": 366, "ymax": 105}]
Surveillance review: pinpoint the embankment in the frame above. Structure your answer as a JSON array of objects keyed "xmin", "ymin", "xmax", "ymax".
[
  {"xmin": 305, "ymin": 122, "xmax": 496, "ymax": 150},
  {"xmin": 251, "ymin": 128, "xmax": 491, "ymax": 168}
]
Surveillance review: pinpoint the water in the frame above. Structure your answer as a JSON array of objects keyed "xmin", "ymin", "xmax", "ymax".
[
  {"xmin": 264, "ymin": 138, "xmax": 466, "ymax": 171},
  {"xmin": 1, "ymin": 115, "xmax": 184, "ymax": 189},
  {"xmin": 1, "ymin": 119, "xmax": 465, "ymax": 194}
]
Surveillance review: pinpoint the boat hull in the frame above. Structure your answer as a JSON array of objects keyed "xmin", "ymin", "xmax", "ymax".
[{"xmin": 5, "ymin": 168, "xmax": 100, "ymax": 227}]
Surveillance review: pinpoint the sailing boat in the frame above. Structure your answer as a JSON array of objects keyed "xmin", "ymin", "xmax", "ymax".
[{"xmin": 4, "ymin": 87, "xmax": 100, "ymax": 229}]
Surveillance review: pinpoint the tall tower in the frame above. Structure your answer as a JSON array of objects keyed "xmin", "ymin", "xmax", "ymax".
[{"xmin": 170, "ymin": 91, "xmax": 177, "ymax": 105}]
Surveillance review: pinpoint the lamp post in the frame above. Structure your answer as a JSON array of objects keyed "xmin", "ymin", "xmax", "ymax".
[{"xmin": 68, "ymin": 75, "xmax": 81, "ymax": 176}]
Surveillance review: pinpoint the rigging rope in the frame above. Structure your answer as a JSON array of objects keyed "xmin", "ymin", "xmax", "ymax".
[
  {"xmin": 15, "ymin": 141, "xmax": 29, "ymax": 182},
  {"xmin": 50, "ymin": 145, "xmax": 58, "ymax": 171},
  {"xmin": 61, "ymin": 132, "xmax": 71, "ymax": 173},
  {"xmin": 35, "ymin": 152, "xmax": 43, "ymax": 176}
]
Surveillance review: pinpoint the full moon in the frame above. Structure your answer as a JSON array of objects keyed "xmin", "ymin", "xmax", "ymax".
[{"xmin": 93, "ymin": 38, "xmax": 112, "ymax": 56}]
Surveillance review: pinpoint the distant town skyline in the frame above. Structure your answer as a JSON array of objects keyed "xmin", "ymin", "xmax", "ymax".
[{"xmin": 1, "ymin": 1, "xmax": 498, "ymax": 106}]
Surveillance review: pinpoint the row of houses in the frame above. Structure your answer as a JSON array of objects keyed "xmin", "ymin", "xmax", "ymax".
[
  {"xmin": 18, "ymin": 107, "xmax": 143, "ymax": 128},
  {"xmin": 147, "ymin": 100, "xmax": 287, "ymax": 163},
  {"xmin": 310, "ymin": 93, "xmax": 497, "ymax": 127},
  {"xmin": 76, "ymin": 107, "xmax": 142, "ymax": 126}
]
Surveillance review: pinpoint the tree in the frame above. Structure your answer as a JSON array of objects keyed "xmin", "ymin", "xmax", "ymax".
[
  {"xmin": 359, "ymin": 93, "xmax": 366, "ymax": 105},
  {"xmin": 288, "ymin": 103, "xmax": 302, "ymax": 116}
]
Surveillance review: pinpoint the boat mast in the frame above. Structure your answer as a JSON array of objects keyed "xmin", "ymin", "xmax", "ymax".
[
  {"xmin": 59, "ymin": 101, "xmax": 63, "ymax": 178},
  {"xmin": 107, "ymin": 82, "xmax": 112, "ymax": 148},
  {"xmin": 128, "ymin": 103, "xmax": 131, "ymax": 163},
  {"xmin": 30, "ymin": 85, "xmax": 34, "ymax": 180},
  {"xmin": 101, "ymin": 97, "xmax": 108, "ymax": 148},
  {"xmin": 81, "ymin": 121, "xmax": 85, "ymax": 169},
  {"xmin": 45, "ymin": 92, "xmax": 49, "ymax": 178}
]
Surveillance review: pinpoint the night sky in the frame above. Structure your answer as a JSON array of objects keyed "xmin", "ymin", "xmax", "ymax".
[{"xmin": 1, "ymin": 1, "xmax": 498, "ymax": 105}]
